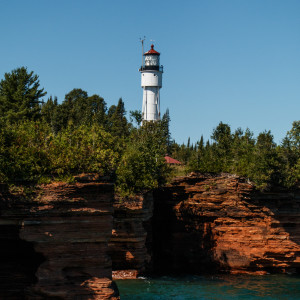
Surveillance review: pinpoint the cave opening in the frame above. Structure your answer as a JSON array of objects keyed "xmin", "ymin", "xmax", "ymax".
[
  {"xmin": 0, "ymin": 224, "xmax": 45, "ymax": 298},
  {"xmin": 151, "ymin": 188, "xmax": 219, "ymax": 275}
]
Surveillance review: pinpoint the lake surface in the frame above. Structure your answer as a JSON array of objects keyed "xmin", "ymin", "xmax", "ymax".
[{"xmin": 116, "ymin": 274, "xmax": 300, "ymax": 299}]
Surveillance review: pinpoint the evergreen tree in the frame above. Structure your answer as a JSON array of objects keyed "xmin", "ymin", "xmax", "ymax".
[
  {"xmin": 0, "ymin": 67, "xmax": 46, "ymax": 123},
  {"xmin": 161, "ymin": 108, "xmax": 172, "ymax": 153},
  {"xmin": 284, "ymin": 121, "xmax": 300, "ymax": 155},
  {"xmin": 107, "ymin": 98, "xmax": 129, "ymax": 137},
  {"xmin": 187, "ymin": 137, "xmax": 191, "ymax": 148},
  {"xmin": 41, "ymin": 96, "xmax": 63, "ymax": 134},
  {"xmin": 187, "ymin": 135, "xmax": 205, "ymax": 172},
  {"xmin": 211, "ymin": 122, "xmax": 233, "ymax": 171},
  {"xmin": 249, "ymin": 130, "xmax": 280, "ymax": 190},
  {"xmin": 279, "ymin": 121, "xmax": 300, "ymax": 187},
  {"xmin": 231, "ymin": 128, "xmax": 255, "ymax": 176},
  {"xmin": 41, "ymin": 96, "xmax": 57, "ymax": 124}
]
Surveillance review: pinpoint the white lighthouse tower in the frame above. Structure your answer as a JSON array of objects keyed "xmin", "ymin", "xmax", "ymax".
[{"xmin": 140, "ymin": 44, "xmax": 163, "ymax": 123}]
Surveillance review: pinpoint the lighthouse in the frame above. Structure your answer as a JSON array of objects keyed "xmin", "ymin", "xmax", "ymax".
[{"xmin": 140, "ymin": 44, "xmax": 163, "ymax": 123}]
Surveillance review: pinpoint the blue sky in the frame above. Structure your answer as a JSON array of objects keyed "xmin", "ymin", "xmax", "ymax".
[{"xmin": 1, "ymin": 0, "xmax": 299, "ymax": 145}]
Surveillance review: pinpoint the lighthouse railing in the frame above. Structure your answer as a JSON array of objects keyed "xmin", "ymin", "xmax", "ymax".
[{"xmin": 139, "ymin": 65, "xmax": 163, "ymax": 72}]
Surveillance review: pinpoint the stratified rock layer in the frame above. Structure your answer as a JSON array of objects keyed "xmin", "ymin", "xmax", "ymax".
[
  {"xmin": 109, "ymin": 193, "xmax": 153, "ymax": 278},
  {"xmin": 0, "ymin": 182, "xmax": 119, "ymax": 299},
  {"xmin": 153, "ymin": 173, "xmax": 300, "ymax": 274}
]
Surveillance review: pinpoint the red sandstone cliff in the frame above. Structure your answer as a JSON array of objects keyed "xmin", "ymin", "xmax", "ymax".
[
  {"xmin": 2, "ymin": 173, "xmax": 300, "ymax": 298},
  {"xmin": 0, "ymin": 182, "xmax": 119, "ymax": 299},
  {"xmin": 153, "ymin": 173, "xmax": 300, "ymax": 274},
  {"xmin": 109, "ymin": 193, "xmax": 153, "ymax": 279}
]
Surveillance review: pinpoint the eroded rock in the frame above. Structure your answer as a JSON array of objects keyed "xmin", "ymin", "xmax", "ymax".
[
  {"xmin": 153, "ymin": 173, "xmax": 300, "ymax": 274},
  {"xmin": 0, "ymin": 182, "xmax": 119, "ymax": 299}
]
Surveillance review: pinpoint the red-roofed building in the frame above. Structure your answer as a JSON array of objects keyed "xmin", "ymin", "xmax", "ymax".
[{"xmin": 164, "ymin": 156, "xmax": 182, "ymax": 165}]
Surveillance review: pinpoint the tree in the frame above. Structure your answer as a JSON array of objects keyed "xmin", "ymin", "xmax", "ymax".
[
  {"xmin": 0, "ymin": 67, "xmax": 46, "ymax": 122},
  {"xmin": 230, "ymin": 128, "xmax": 255, "ymax": 176},
  {"xmin": 161, "ymin": 108, "xmax": 172, "ymax": 153},
  {"xmin": 284, "ymin": 121, "xmax": 300, "ymax": 154},
  {"xmin": 211, "ymin": 122, "xmax": 232, "ymax": 148},
  {"xmin": 249, "ymin": 130, "xmax": 280, "ymax": 190},
  {"xmin": 88, "ymin": 94, "xmax": 107, "ymax": 127},
  {"xmin": 130, "ymin": 110, "xmax": 142, "ymax": 127},
  {"xmin": 116, "ymin": 121, "xmax": 169, "ymax": 195},
  {"xmin": 63, "ymin": 88, "xmax": 89, "ymax": 126},
  {"xmin": 46, "ymin": 89, "xmax": 108, "ymax": 131},
  {"xmin": 107, "ymin": 98, "xmax": 129, "ymax": 137},
  {"xmin": 41, "ymin": 96, "xmax": 63, "ymax": 134},
  {"xmin": 279, "ymin": 121, "xmax": 300, "ymax": 187},
  {"xmin": 211, "ymin": 122, "xmax": 233, "ymax": 171},
  {"xmin": 187, "ymin": 135, "xmax": 206, "ymax": 172}
]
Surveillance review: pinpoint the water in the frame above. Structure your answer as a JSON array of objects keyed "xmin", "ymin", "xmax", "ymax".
[{"xmin": 116, "ymin": 274, "xmax": 300, "ymax": 299}]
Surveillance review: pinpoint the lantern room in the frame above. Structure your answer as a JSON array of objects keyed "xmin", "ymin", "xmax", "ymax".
[{"xmin": 143, "ymin": 44, "xmax": 161, "ymax": 70}]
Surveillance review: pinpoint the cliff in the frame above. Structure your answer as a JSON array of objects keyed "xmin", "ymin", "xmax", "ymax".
[
  {"xmin": 2, "ymin": 173, "xmax": 300, "ymax": 298},
  {"xmin": 153, "ymin": 173, "xmax": 300, "ymax": 274},
  {"xmin": 109, "ymin": 193, "xmax": 153, "ymax": 279},
  {"xmin": 0, "ymin": 182, "xmax": 119, "ymax": 299}
]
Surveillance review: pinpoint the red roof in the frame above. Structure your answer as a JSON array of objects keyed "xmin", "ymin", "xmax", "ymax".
[
  {"xmin": 164, "ymin": 156, "xmax": 182, "ymax": 165},
  {"xmin": 144, "ymin": 44, "xmax": 160, "ymax": 55}
]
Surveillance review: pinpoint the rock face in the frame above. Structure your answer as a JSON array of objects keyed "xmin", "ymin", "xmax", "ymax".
[
  {"xmin": 109, "ymin": 193, "xmax": 153, "ymax": 278},
  {"xmin": 153, "ymin": 173, "xmax": 300, "ymax": 274},
  {"xmin": 0, "ymin": 182, "xmax": 119, "ymax": 299},
  {"xmin": 2, "ymin": 173, "xmax": 300, "ymax": 298}
]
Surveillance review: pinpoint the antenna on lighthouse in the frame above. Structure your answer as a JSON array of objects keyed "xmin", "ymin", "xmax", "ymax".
[{"xmin": 139, "ymin": 36, "xmax": 146, "ymax": 68}]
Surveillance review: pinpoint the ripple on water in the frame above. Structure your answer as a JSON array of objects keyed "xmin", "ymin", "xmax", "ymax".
[{"xmin": 116, "ymin": 274, "xmax": 300, "ymax": 300}]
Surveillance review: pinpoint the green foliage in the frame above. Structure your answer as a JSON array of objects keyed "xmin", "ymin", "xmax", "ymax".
[
  {"xmin": 46, "ymin": 123, "xmax": 120, "ymax": 177},
  {"xmin": 0, "ymin": 67, "xmax": 46, "ymax": 123},
  {"xmin": 116, "ymin": 121, "xmax": 169, "ymax": 195},
  {"xmin": 130, "ymin": 110, "xmax": 142, "ymax": 127},
  {"xmin": 41, "ymin": 89, "xmax": 108, "ymax": 133},
  {"xmin": 0, "ymin": 120, "xmax": 120, "ymax": 183},
  {"xmin": 278, "ymin": 121, "xmax": 300, "ymax": 187},
  {"xmin": 230, "ymin": 128, "xmax": 255, "ymax": 176},
  {"xmin": 209, "ymin": 122, "xmax": 233, "ymax": 172},
  {"xmin": 63, "ymin": 89, "xmax": 107, "ymax": 127},
  {"xmin": 285, "ymin": 120, "xmax": 300, "ymax": 152},
  {"xmin": 161, "ymin": 108, "xmax": 172, "ymax": 153},
  {"xmin": 174, "ymin": 121, "xmax": 300, "ymax": 191},
  {"xmin": 1, "ymin": 67, "xmax": 300, "ymax": 194},
  {"xmin": 107, "ymin": 98, "xmax": 129, "ymax": 137},
  {"xmin": 248, "ymin": 131, "xmax": 280, "ymax": 190},
  {"xmin": 186, "ymin": 135, "xmax": 206, "ymax": 173},
  {"xmin": 0, "ymin": 121, "xmax": 51, "ymax": 182},
  {"xmin": 0, "ymin": 68, "xmax": 168, "ymax": 194}
]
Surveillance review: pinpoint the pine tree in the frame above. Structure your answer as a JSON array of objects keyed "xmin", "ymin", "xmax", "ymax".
[
  {"xmin": 107, "ymin": 98, "xmax": 129, "ymax": 137},
  {"xmin": 211, "ymin": 122, "xmax": 233, "ymax": 172},
  {"xmin": 0, "ymin": 67, "xmax": 46, "ymax": 123},
  {"xmin": 249, "ymin": 130, "xmax": 280, "ymax": 190},
  {"xmin": 162, "ymin": 108, "xmax": 172, "ymax": 153}
]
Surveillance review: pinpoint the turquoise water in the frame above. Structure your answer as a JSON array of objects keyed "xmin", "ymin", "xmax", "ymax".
[{"xmin": 116, "ymin": 274, "xmax": 300, "ymax": 299}]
